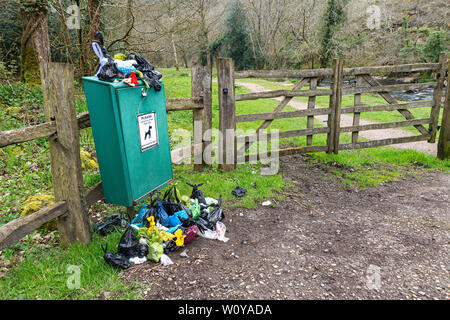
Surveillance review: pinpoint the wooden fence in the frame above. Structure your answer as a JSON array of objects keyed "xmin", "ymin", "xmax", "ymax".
[
  {"xmin": 1, "ymin": 56, "xmax": 448, "ymax": 249},
  {"xmin": 0, "ymin": 63, "xmax": 212, "ymax": 250},
  {"xmin": 217, "ymin": 54, "xmax": 449, "ymax": 171}
]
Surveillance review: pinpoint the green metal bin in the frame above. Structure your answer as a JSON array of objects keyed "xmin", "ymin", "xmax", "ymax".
[{"xmin": 81, "ymin": 77, "xmax": 173, "ymax": 207}]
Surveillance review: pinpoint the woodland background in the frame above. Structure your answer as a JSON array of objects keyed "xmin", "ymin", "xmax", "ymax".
[{"xmin": 0, "ymin": 0, "xmax": 448, "ymax": 83}]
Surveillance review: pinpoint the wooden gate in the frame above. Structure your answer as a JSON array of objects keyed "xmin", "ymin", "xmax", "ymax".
[{"xmin": 217, "ymin": 54, "xmax": 449, "ymax": 171}]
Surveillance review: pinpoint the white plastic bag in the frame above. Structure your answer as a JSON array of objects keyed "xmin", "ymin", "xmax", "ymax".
[
  {"xmin": 198, "ymin": 222, "xmax": 229, "ymax": 243},
  {"xmin": 129, "ymin": 256, "xmax": 147, "ymax": 265},
  {"xmin": 160, "ymin": 254, "xmax": 174, "ymax": 266}
]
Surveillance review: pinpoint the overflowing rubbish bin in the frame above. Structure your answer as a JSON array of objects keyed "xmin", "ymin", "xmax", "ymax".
[
  {"xmin": 81, "ymin": 31, "xmax": 172, "ymax": 207},
  {"xmin": 82, "ymin": 76, "xmax": 173, "ymax": 207}
]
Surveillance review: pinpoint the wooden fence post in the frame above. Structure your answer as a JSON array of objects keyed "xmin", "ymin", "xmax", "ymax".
[
  {"xmin": 307, "ymin": 77, "xmax": 317, "ymax": 146},
  {"xmin": 40, "ymin": 62, "xmax": 91, "ymax": 245},
  {"xmin": 352, "ymin": 75, "xmax": 364, "ymax": 145},
  {"xmin": 327, "ymin": 58, "xmax": 344, "ymax": 154},
  {"xmin": 217, "ymin": 58, "xmax": 236, "ymax": 171},
  {"xmin": 192, "ymin": 66, "xmax": 213, "ymax": 170},
  {"xmin": 437, "ymin": 59, "xmax": 450, "ymax": 159},
  {"xmin": 430, "ymin": 52, "xmax": 447, "ymax": 143}
]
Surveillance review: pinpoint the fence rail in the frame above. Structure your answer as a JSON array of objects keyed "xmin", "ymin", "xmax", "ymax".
[{"xmin": 234, "ymin": 63, "xmax": 440, "ymax": 79}]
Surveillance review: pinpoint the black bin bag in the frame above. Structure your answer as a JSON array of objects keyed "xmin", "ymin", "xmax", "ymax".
[
  {"xmin": 186, "ymin": 182, "xmax": 207, "ymax": 205},
  {"xmin": 206, "ymin": 196, "xmax": 224, "ymax": 230},
  {"xmin": 96, "ymin": 58, "xmax": 125, "ymax": 82},
  {"xmin": 102, "ymin": 243, "xmax": 131, "ymax": 269},
  {"xmin": 232, "ymin": 183, "xmax": 247, "ymax": 198},
  {"xmin": 118, "ymin": 227, "xmax": 139, "ymax": 257}
]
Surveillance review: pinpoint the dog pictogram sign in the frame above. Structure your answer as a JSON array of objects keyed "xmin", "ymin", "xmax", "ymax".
[{"xmin": 137, "ymin": 112, "xmax": 158, "ymax": 152}]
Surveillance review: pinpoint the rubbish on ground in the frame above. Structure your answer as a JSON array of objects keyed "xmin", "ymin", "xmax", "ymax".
[
  {"xmin": 262, "ymin": 201, "xmax": 272, "ymax": 206},
  {"xmin": 160, "ymin": 254, "xmax": 174, "ymax": 266},
  {"xmin": 174, "ymin": 229, "xmax": 186, "ymax": 247},
  {"xmin": 214, "ymin": 222, "xmax": 229, "ymax": 242},
  {"xmin": 189, "ymin": 199, "xmax": 201, "ymax": 220},
  {"xmin": 206, "ymin": 196, "xmax": 224, "ymax": 230},
  {"xmin": 232, "ymin": 183, "xmax": 247, "ymax": 198},
  {"xmin": 167, "ymin": 214, "xmax": 182, "ymax": 228},
  {"xmin": 95, "ymin": 213, "xmax": 126, "ymax": 236},
  {"xmin": 131, "ymin": 205, "xmax": 149, "ymax": 229},
  {"xmin": 129, "ymin": 256, "xmax": 147, "ymax": 265},
  {"xmin": 118, "ymin": 227, "xmax": 139, "ymax": 258},
  {"xmin": 184, "ymin": 226, "xmax": 198, "ymax": 245},
  {"xmin": 179, "ymin": 250, "xmax": 189, "ymax": 258},
  {"xmin": 163, "ymin": 239, "xmax": 179, "ymax": 254},
  {"xmin": 180, "ymin": 195, "xmax": 191, "ymax": 206},
  {"xmin": 148, "ymin": 242, "xmax": 164, "ymax": 263},
  {"xmin": 101, "ymin": 182, "xmax": 230, "ymax": 269},
  {"xmin": 186, "ymin": 182, "xmax": 207, "ymax": 205},
  {"xmin": 137, "ymin": 242, "xmax": 149, "ymax": 258},
  {"xmin": 159, "ymin": 230, "xmax": 176, "ymax": 242},
  {"xmin": 205, "ymin": 197, "xmax": 218, "ymax": 206},
  {"xmin": 102, "ymin": 243, "xmax": 131, "ymax": 269},
  {"xmin": 113, "ymin": 53, "xmax": 127, "ymax": 61},
  {"xmin": 198, "ymin": 221, "xmax": 229, "ymax": 242},
  {"xmin": 156, "ymin": 201, "xmax": 171, "ymax": 227},
  {"xmin": 166, "ymin": 226, "xmax": 181, "ymax": 234}
]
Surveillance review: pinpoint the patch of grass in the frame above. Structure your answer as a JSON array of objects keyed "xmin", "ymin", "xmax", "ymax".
[
  {"xmin": 308, "ymin": 147, "xmax": 450, "ymax": 187},
  {"xmin": 0, "ymin": 231, "xmax": 142, "ymax": 300},
  {"xmin": 161, "ymin": 162, "xmax": 288, "ymax": 209},
  {"xmin": 0, "ymin": 139, "xmax": 53, "ymax": 224},
  {"xmin": 0, "ymin": 82, "xmax": 44, "ymax": 131}
]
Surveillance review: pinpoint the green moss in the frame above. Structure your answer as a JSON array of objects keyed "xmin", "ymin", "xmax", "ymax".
[
  {"xmin": 80, "ymin": 149, "xmax": 99, "ymax": 172},
  {"xmin": 20, "ymin": 194, "xmax": 57, "ymax": 231},
  {"xmin": 21, "ymin": 46, "xmax": 41, "ymax": 86}
]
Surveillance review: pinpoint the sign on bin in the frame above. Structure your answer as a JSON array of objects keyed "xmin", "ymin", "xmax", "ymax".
[{"xmin": 138, "ymin": 113, "xmax": 158, "ymax": 152}]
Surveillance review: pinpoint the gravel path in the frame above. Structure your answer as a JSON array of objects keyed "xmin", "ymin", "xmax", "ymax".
[
  {"xmin": 122, "ymin": 154, "xmax": 450, "ymax": 300},
  {"xmin": 236, "ymin": 81, "xmax": 438, "ymax": 155}
]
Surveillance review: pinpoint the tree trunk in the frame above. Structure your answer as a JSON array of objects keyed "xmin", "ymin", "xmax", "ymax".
[
  {"xmin": 20, "ymin": 0, "xmax": 50, "ymax": 85},
  {"xmin": 80, "ymin": 0, "xmax": 101, "ymax": 77},
  {"xmin": 171, "ymin": 33, "xmax": 179, "ymax": 71}
]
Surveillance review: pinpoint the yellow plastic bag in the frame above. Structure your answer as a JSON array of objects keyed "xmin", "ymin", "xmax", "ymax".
[
  {"xmin": 174, "ymin": 229, "xmax": 186, "ymax": 247},
  {"xmin": 147, "ymin": 216, "xmax": 156, "ymax": 234},
  {"xmin": 159, "ymin": 230, "xmax": 176, "ymax": 242}
]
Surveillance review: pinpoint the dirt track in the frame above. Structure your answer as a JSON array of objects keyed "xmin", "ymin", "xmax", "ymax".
[
  {"xmin": 122, "ymin": 154, "xmax": 449, "ymax": 300},
  {"xmin": 236, "ymin": 81, "xmax": 438, "ymax": 156}
]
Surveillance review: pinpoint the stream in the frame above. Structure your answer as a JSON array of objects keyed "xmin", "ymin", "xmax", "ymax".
[{"xmin": 317, "ymin": 79, "xmax": 440, "ymax": 102}]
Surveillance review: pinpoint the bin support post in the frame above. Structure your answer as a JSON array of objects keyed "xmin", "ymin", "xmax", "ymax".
[
  {"xmin": 40, "ymin": 62, "xmax": 91, "ymax": 245},
  {"xmin": 126, "ymin": 206, "xmax": 135, "ymax": 221},
  {"xmin": 438, "ymin": 58, "xmax": 450, "ymax": 159},
  {"xmin": 192, "ymin": 66, "xmax": 212, "ymax": 171},
  {"xmin": 217, "ymin": 58, "xmax": 236, "ymax": 171}
]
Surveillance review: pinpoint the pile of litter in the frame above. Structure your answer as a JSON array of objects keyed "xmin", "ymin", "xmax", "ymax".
[
  {"xmin": 92, "ymin": 31, "xmax": 162, "ymax": 90},
  {"xmin": 100, "ymin": 183, "xmax": 228, "ymax": 270}
]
